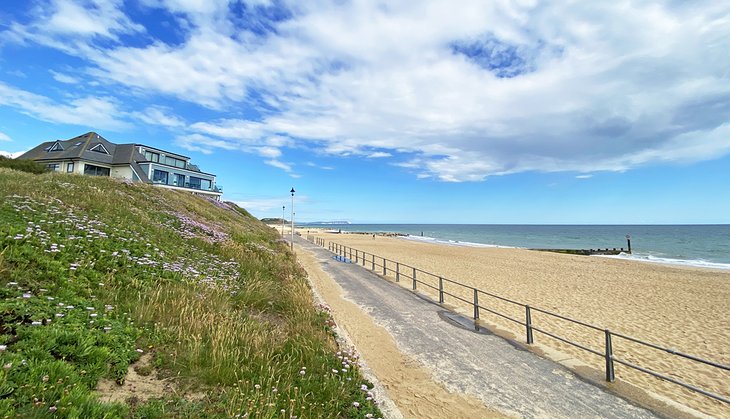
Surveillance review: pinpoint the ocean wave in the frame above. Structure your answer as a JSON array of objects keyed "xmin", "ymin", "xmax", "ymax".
[
  {"xmin": 596, "ymin": 253, "xmax": 730, "ymax": 270},
  {"xmin": 402, "ymin": 235, "xmax": 730, "ymax": 270},
  {"xmin": 401, "ymin": 234, "xmax": 518, "ymax": 249}
]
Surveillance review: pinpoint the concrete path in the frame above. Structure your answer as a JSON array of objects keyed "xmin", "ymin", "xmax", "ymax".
[{"xmin": 296, "ymin": 237, "xmax": 661, "ymax": 419}]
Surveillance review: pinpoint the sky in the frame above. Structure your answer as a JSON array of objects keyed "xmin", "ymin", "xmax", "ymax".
[{"xmin": 1, "ymin": 1, "xmax": 729, "ymax": 224}]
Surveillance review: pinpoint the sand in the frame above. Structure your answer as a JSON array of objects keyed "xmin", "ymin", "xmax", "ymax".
[
  {"xmin": 301, "ymin": 230, "xmax": 729, "ymax": 418},
  {"xmin": 297, "ymin": 246, "xmax": 508, "ymax": 419}
]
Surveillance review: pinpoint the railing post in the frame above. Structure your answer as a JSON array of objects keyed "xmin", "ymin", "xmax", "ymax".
[
  {"xmin": 473, "ymin": 288, "xmax": 479, "ymax": 320},
  {"xmin": 372, "ymin": 255, "xmax": 375, "ymax": 270},
  {"xmin": 438, "ymin": 277, "xmax": 444, "ymax": 303},
  {"xmin": 412, "ymin": 268, "xmax": 417, "ymax": 290},
  {"xmin": 605, "ymin": 329, "xmax": 615, "ymax": 382},
  {"xmin": 383, "ymin": 258, "xmax": 387, "ymax": 275},
  {"xmin": 355, "ymin": 249, "xmax": 358, "ymax": 263},
  {"xmin": 396, "ymin": 263, "xmax": 400, "ymax": 282},
  {"xmin": 349, "ymin": 247, "xmax": 352, "ymax": 261},
  {"xmin": 526, "ymin": 305, "xmax": 534, "ymax": 344}
]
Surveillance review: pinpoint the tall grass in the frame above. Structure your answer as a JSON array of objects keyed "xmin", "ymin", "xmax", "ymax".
[{"xmin": 0, "ymin": 168, "xmax": 382, "ymax": 418}]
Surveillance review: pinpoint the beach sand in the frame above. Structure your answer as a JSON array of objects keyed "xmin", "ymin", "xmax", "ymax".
[{"xmin": 301, "ymin": 230, "xmax": 729, "ymax": 418}]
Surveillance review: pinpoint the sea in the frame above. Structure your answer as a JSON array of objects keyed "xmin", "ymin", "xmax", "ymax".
[{"xmin": 302, "ymin": 224, "xmax": 730, "ymax": 270}]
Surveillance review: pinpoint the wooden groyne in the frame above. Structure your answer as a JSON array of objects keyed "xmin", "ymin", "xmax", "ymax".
[{"xmin": 532, "ymin": 247, "xmax": 629, "ymax": 256}]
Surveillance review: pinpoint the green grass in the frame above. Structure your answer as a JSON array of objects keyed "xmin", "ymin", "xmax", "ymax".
[{"xmin": 0, "ymin": 168, "xmax": 382, "ymax": 418}]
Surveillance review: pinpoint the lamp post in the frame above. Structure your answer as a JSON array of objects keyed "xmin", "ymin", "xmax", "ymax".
[
  {"xmin": 290, "ymin": 188, "xmax": 295, "ymax": 251},
  {"xmin": 281, "ymin": 205, "xmax": 285, "ymax": 237}
]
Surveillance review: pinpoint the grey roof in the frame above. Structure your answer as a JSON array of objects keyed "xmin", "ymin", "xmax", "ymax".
[{"xmin": 18, "ymin": 132, "xmax": 112, "ymax": 162}]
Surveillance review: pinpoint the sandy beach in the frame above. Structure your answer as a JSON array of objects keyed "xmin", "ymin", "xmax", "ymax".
[{"xmin": 300, "ymin": 229, "xmax": 729, "ymax": 418}]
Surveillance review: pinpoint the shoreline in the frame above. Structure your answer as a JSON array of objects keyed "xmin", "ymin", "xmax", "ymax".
[
  {"xmin": 298, "ymin": 227, "xmax": 730, "ymax": 271},
  {"xmin": 300, "ymin": 228, "xmax": 730, "ymax": 417}
]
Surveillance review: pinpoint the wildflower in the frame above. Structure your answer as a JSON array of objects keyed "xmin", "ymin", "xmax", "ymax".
[
  {"xmin": 136, "ymin": 349, "xmax": 144, "ymax": 353},
  {"xmin": 55, "ymin": 313, "xmax": 64, "ymax": 317},
  {"xmin": 299, "ymin": 369, "xmax": 306, "ymax": 376},
  {"xmin": 332, "ymin": 369, "xmax": 338, "ymax": 374},
  {"xmin": 0, "ymin": 345, "xmax": 6, "ymax": 351},
  {"xmin": 103, "ymin": 326, "xmax": 111, "ymax": 333},
  {"xmin": 49, "ymin": 406, "xmax": 57, "ymax": 412},
  {"xmin": 22, "ymin": 293, "xmax": 31, "ymax": 298},
  {"xmin": 3, "ymin": 363, "xmax": 11, "ymax": 369},
  {"xmin": 352, "ymin": 402, "xmax": 360, "ymax": 408},
  {"xmin": 31, "ymin": 321, "xmax": 42, "ymax": 326},
  {"xmin": 361, "ymin": 384, "xmax": 368, "ymax": 391}
]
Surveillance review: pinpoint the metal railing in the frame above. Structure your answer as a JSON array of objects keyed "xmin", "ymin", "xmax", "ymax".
[{"xmin": 308, "ymin": 237, "xmax": 730, "ymax": 405}]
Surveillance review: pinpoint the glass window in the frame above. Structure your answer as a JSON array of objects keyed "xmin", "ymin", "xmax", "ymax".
[
  {"xmin": 46, "ymin": 163, "xmax": 59, "ymax": 171},
  {"xmin": 66, "ymin": 162, "xmax": 74, "ymax": 173},
  {"xmin": 89, "ymin": 144, "xmax": 109, "ymax": 154},
  {"xmin": 145, "ymin": 151, "xmax": 159, "ymax": 162},
  {"xmin": 189, "ymin": 177, "xmax": 202, "ymax": 189},
  {"xmin": 83, "ymin": 164, "xmax": 110, "ymax": 176},
  {"xmin": 175, "ymin": 159, "xmax": 186, "ymax": 168},
  {"xmin": 153, "ymin": 169, "xmax": 168, "ymax": 184},
  {"xmin": 200, "ymin": 179, "xmax": 211, "ymax": 190},
  {"xmin": 174, "ymin": 174, "xmax": 185, "ymax": 186}
]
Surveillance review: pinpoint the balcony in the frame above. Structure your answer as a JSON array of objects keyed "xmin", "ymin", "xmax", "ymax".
[{"xmin": 152, "ymin": 179, "xmax": 222, "ymax": 194}]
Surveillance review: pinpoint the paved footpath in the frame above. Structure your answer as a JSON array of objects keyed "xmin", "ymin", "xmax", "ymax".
[{"xmin": 296, "ymin": 237, "xmax": 661, "ymax": 419}]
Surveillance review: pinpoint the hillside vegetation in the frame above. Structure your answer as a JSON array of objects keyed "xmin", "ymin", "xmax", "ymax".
[{"xmin": 0, "ymin": 168, "xmax": 381, "ymax": 418}]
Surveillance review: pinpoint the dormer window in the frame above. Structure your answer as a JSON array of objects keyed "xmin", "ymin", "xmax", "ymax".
[
  {"xmin": 47, "ymin": 142, "xmax": 64, "ymax": 152},
  {"xmin": 89, "ymin": 143, "xmax": 109, "ymax": 154}
]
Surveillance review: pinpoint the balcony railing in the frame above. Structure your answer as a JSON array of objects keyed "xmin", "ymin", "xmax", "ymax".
[{"xmin": 152, "ymin": 179, "xmax": 222, "ymax": 193}]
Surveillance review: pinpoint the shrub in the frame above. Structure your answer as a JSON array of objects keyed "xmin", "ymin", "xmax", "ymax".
[{"xmin": 0, "ymin": 156, "xmax": 47, "ymax": 174}]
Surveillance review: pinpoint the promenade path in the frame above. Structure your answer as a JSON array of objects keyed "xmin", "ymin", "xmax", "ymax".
[{"xmin": 295, "ymin": 236, "xmax": 661, "ymax": 419}]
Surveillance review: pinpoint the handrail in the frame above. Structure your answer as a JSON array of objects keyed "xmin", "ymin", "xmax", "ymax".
[{"xmin": 314, "ymin": 237, "xmax": 730, "ymax": 406}]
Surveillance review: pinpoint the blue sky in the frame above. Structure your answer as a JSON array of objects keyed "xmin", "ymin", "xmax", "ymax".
[{"xmin": 1, "ymin": 1, "xmax": 729, "ymax": 224}]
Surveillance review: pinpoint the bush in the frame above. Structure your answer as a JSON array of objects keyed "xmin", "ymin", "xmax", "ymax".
[{"xmin": 0, "ymin": 156, "xmax": 47, "ymax": 174}]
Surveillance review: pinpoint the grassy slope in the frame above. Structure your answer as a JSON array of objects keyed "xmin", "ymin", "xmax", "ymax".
[{"xmin": 0, "ymin": 168, "xmax": 381, "ymax": 418}]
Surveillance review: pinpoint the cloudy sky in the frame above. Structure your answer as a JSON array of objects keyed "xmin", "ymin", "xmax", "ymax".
[{"xmin": 1, "ymin": 0, "xmax": 729, "ymax": 223}]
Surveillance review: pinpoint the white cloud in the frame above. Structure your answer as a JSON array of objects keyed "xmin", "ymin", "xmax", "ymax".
[
  {"xmin": 133, "ymin": 106, "xmax": 186, "ymax": 128},
  {"xmin": 367, "ymin": 151, "xmax": 392, "ymax": 159},
  {"xmin": 50, "ymin": 70, "xmax": 80, "ymax": 84},
  {"xmin": 0, "ymin": 150, "xmax": 27, "ymax": 158},
  {"xmin": 265, "ymin": 159, "xmax": 292, "ymax": 172},
  {"xmin": 5, "ymin": 1, "xmax": 730, "ymax": 181},
  {"xmin": 0, "ymin": 132, "xmax": 11, "ymax": 142},
  {"xmin": 40, "ymin": 0, "xmax": 143, "ymax": 39},
  {"xmin": 0, "ymin": 82, "xmax": 130, "ymax": 130},
  {"xmin": 575, "ymin": 174, "xmax": 593, "ymax": 179},
  {"xmin": 231, "ymin": 197, "xmax": 289, "ymax": 213}
]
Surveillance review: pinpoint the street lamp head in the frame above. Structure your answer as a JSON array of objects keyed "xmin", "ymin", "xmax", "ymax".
[{"xmin": 290, "ymin": 187, "xmax": 295, "ymax": 195}]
